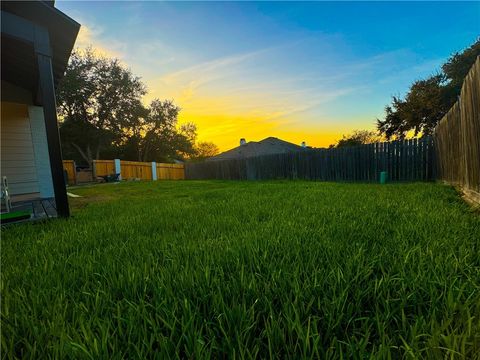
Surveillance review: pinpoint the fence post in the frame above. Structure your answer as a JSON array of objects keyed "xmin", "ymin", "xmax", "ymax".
[
  {"xmin": 115, "ymin": 159, "xmax": 122, "ymax": 180},
  {"xmin": 152, "ymin": 162, "xmax": 157, "ymax": 181}
]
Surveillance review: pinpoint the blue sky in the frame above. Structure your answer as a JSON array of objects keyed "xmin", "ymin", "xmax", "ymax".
[{"xmin": 57, "ymin": 1, "xmax": 480, "ymax": 149}]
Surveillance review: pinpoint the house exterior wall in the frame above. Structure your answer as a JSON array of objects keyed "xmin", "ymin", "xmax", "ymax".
[
  {"xmin": 1, "ymin": 80, "xmax": 33, "ymax": 105},
  {"xmin": 28, "ymin": 106, "xmax": 54, "ymax": 198},
  {"xmin": 1, "ymin": 80, "xmax": 54, "ymax": 198},
  {"xmin": 1, "ymin": 101, "xmax": 40, "ymax": 196}
]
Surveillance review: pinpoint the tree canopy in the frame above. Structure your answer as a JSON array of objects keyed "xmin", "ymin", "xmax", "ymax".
[
  {"xmin": 377, "ymin": 39, "xmax": 480, "ymax": 139},
  {"xmin": 192, "ymin": 142, "xmax": 220, "ymax": 161},
  {"xmin": 333, "ymin": 130, "xmax": 382, "ymax": 148},
  {"xmin": 57, "ymin": 48, "xmax": 214, "ymax": 166}
]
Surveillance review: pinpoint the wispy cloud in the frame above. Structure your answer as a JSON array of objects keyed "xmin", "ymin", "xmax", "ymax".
[
  {"xmin": 59, "ymin": 1, "xmax": 465, "ymax": 150},
  {"xmin": 161, "ymin": 50, "xmax": 263, "ymax": 84},
  {"xmin": 156, "ymin": 45, "xmax": 289, "ymax": 103},
  {"xmin": 74, "ymin": 20, "xmax": 126, "ymax": 59}
]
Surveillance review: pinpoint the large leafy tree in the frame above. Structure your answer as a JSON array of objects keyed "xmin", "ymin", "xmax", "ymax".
[
  {"xmin": 442, "ymin": 40, "xmax": 480, "ymax": 97},
  {"xmin": 126, "ymin": 99, "xmax": 196, "ymax": 161},
  {"xmin": 122, "ymin": 99, "xmax": 197, "ymax": 162},
  {"xmin": 57, "ymin": 48, "xmax": 147, "ymax": 166},
  {"xmin": 57, "ymin": 49, "xmax": 197, "ymax": 165},
  {"xmin": 377, "ymin": 39, "xmax": 480, "ymax": 139},
  {"xmin": 378, "ymin": 75, "xmax": 449, "ymax": 139}
]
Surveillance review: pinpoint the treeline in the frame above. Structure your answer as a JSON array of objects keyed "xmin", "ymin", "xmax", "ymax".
[
  {"xmin": 56, "ymin": 48, "xmax": 219, "ymax": 167},
  {"xmin": 334, "ymin": 39, "xmax": 480, "ymax": 147}
]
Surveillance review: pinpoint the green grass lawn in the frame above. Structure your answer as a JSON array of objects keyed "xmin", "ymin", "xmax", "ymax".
[{"xmin": 2, "ymin": 181, "xmax": 480, "ymax": 359}]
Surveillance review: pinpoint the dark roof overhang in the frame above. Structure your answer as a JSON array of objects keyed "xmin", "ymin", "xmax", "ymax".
[{"xmin": 1, "ymin": 1, "xmax": 80, "ymax": 102}]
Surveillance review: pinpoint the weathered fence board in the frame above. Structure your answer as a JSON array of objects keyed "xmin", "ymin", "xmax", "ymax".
[
  {"xmin": 62, "ymin": 160, "xmax": 76, "ymax": 185},
  {"xmin": 157, "ymin": 163, "xmax": 184, "ymax": 180},
  {"xmin": 185, "ymin": 137, "xmax": 436, "ymax": 182},
  {"xmin": 434, "ymin": 57, "xmax": 480, "ymax": 195},
  {"xmin": 93, "ymin": 160, "xmax": 115, "ymax": 178},
  {"xmin": 121, "ymin": 161, "xmax": 152, "ymax": 180}
]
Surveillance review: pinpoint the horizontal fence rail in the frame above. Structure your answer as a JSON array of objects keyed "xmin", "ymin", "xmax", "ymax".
[
  {"xmin": 185, "ymin": 137, "xmax": 435, "ymax": 182},
  {"xmin": 434, "ymin": 57, "xmax": 480, "ymax": 195}
]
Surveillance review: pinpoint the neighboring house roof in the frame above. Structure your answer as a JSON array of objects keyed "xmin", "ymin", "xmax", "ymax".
[{"xmin": 207, "ymin": 137, "xmax": 305, "ymax": 161}]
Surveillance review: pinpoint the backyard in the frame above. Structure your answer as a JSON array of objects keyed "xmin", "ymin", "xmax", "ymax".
[{"xmin": 2, "ymin": 181, "xmax": 480, "ymax": 358}]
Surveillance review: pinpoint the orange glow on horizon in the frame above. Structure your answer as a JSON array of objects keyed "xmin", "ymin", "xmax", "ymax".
[
  {"xmin": 145, "ymin": 81, "xmax": 367, "ymax": 152},
  {"xmin": 74, "ymin": 31, "xmax": 379, "ymax": 153},
  {"xmin": 176, "ymin": 111, "xmax": 347, "ymax": 151}
]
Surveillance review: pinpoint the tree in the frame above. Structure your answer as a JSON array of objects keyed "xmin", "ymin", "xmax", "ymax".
[
  {"xmin": 179, "ymin": 122, "xmax": 198, "ymax": 144},
  {"xmin": 192, "ymin": 142, "xmax": 220, "ymax": 160},
  {"xmin": 442, "ymin": 39, "xmax": 480, "ymax": 97},
  {"xmin": 377, "ymin": 74, "xmax": 448, "ymax": 139},
  {"xmin": 57, "ymin": 49, "xmax": 198, "ymax": 165},
  {"xmin": 123, "ymin": 100, "xmax": 197, "ymax": 162},
  {"xmin": 334, "ymin": 130, "xmax": 382, "ymax": 148},
  {"xmin": 377, "ymin": 39, "xmax": 480, "ymax": 139},
  {"xmin": 57, "ymin": 48, "xmax": 147, "ymax": 166}
]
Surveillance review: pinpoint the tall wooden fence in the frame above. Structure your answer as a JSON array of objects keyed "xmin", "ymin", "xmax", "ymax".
[
  {"xmin": 63, "ymin": 159, "xmax": 185, "ymax": 184},
  {"xmin": 185, "ymin": 137, "xmax": 435, "ymax": 182},
  {"xmin": 62, "ymin": 160, "xmax": 76, "ymax": 185},
  {"xmin": 157, "ymin": 163, "xmax": 185, "ymax": 180},
  {"xmin": 434, "ymin": 57, "xmax": 480, "ymax": 197},
  {"xmin": 93, "ymin": 160, "xmax": 115, "ymax": 178},
  {"xmin": 186, "ymin": 59, "xmax": 479, "ymax": 190},
  {"xmin": 121, "ymin": 161, "xmax": 153, "ymax": 180}
]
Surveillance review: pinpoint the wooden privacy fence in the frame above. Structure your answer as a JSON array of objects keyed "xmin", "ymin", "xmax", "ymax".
[
  {"xmin": 62, "ymin": 160, "xmax": 76, "ymax": 185},
  {"xmin": 93, "ymin": 160, "xmax": 115, "ymax": 178},
  {"xmin": 157, "ymin": 163, "xmax": 185, "ymax": 180},
  {"xmin": 186, "ymin": 58, "xmax": 480, "ymax": 189},
  {"xmin": 434, "ymin": 57, "xmax": 480, "ymax": 197},
  {"xmin": 121, "ymin": 161, "xmax": 152, "ymax": 180},
  {"xmin": 185, "ymin": 137, "xmax": 436, "ymax": 182},
  {"xmin": 63, "ymin": 159, "xmax": 185, "ymax": 184}
]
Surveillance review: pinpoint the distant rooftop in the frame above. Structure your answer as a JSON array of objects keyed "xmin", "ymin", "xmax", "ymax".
[{"xmin": 207, "ymin": 137, "xmax": 305, "ymax": 161}]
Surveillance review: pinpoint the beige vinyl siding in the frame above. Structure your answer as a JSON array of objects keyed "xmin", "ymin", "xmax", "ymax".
[
  {"xmin": 1, "ymin": 102, "xmax": 39, "ymax": 195},
  {"xmin": 29, "ymin": 106, "xmax": 54, "ymax": 197}
]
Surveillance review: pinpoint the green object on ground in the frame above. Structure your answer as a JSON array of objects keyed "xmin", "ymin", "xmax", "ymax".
[
  {"xmin": 2, "ymin": 181, "xmax": 480, "ymax": 358},
  {"xmin": 1, "ymin": 210, "xmax": 32, "ymax": 223},
  {"xmin": 380, "ymin": 171, "xmax": 388, "ymax": 184}
]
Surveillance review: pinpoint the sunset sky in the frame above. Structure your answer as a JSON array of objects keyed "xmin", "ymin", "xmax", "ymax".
[{"xmin": 57, "ymin": 1, "xmax": 479, "ymax": 150}]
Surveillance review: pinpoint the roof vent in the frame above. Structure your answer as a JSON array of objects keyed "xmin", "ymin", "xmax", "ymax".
[{"xmin": 240, "ymin": 138, "xmax": 247, "ymax": 146}]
